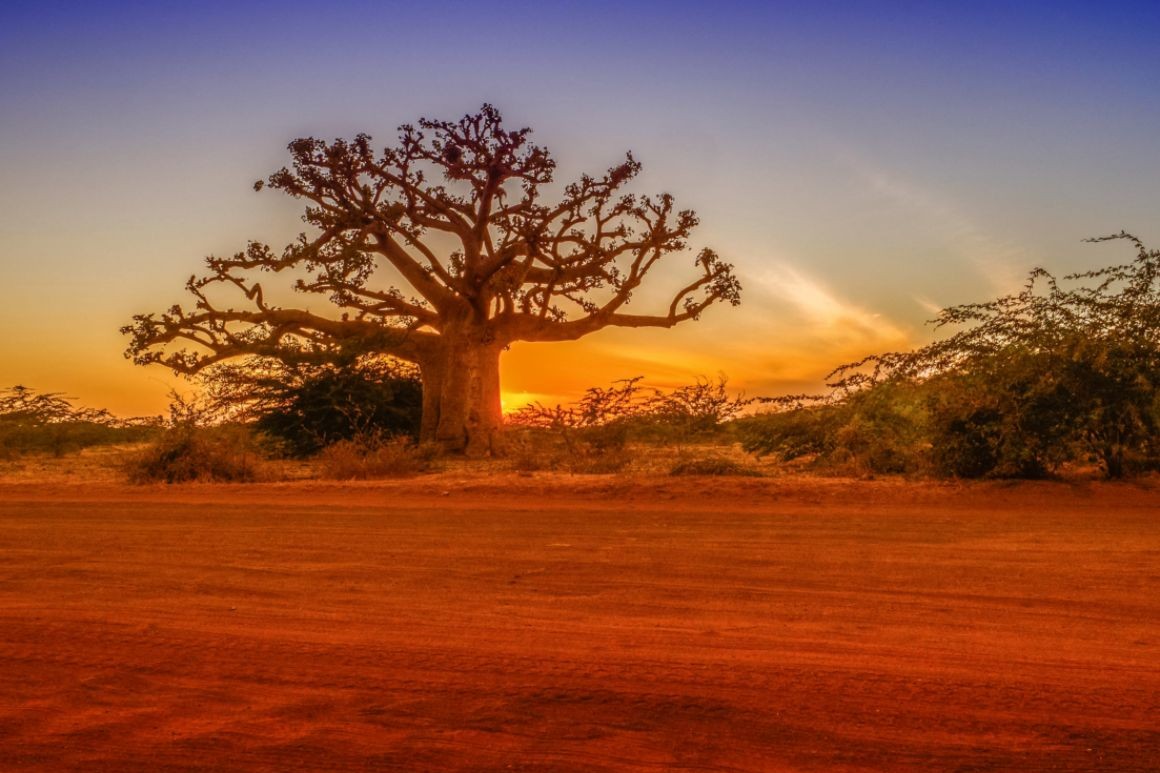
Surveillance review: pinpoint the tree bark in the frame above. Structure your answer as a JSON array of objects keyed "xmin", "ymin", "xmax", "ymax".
[{"xmin": 417, "ymin": 330, "xmax": 504, "ymax": 457}]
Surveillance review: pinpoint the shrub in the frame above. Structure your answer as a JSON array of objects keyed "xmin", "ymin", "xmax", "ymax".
[
  {"xmin": 821, "ymin": 234, "xmax": 1160, "ymax": 479},
  {"xmin": 203, "ymin": 356, "xmax": 423, "ymax": 457},
  {"xmin": 124, "ymin": 391, "xmax": 266, "ymax": 483},
  {"xmin": 644, "ymin": 375, "xmax": 753, "ymax": 445},
  {"xmin": 126, "ymin": 425, "xmax": 261, "ymax": 483},
  {"xmin": 925, "ymin": 358, "xmax": 1074, "ymax": 479},
  {"xmin": 507, "ymin": 378, "xmax": 645, "ymax": 473},
  {"xmin": 315, "ymin": 434, "xmax": 438, "ymax": 479},
  {"xmin": 507, "ymin": 375, "xmax": 752, "ymax": 471},
  {"xmin": 739, "ymin": 381, "xmax": 928, "ymax": 476},
  {"xmin": 669, "ymin": 457, "xmax": 762, "ymax": 477}
]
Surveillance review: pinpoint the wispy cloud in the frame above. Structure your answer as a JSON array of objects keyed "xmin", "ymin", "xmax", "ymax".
[
  {"xmin": 912, "ymin": 294, "xmax": 944, "ymax": 318},
  {"xmin": 753, "ymin": 262, "xmax": 909, "ymax": 347},
  {"xmin": 839, "ymin": 150, "xmax": 1033, "ymax": 295}
]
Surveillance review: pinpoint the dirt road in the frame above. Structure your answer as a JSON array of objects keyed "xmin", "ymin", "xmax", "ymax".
[{"xmin": 0, "ymin": 476, "xmax": 1157, "ymax": 771}]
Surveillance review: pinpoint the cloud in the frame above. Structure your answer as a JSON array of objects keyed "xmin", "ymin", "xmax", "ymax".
[
  {"xmin": 499, "ymin": 259, "xmax": 917, "ymax": 406},
  {"xmin": 752, "ymin": 262, "xmax": 910, "ymax": 347},
  {"xmin": 912, "ymin": 294, "xmax": 944, "ymax": 318},
  {"xmin": 838, "ymin": 150, "xmax": 1033, "ymax": 295}
]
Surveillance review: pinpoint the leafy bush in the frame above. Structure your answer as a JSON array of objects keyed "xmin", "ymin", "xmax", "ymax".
[
  {"xmin": 924, "ymin": 355, "xmax": 1075, "ymax": 478},
  {"xmin": 737, "ymin": 402, "xmax": 842, "ymax": 463},
  {"xmin": 744, "ymin": 234, "xmax": 1160, "ymax": 480},
  {"xmin": 740, "ymin": 381, "xmax": 928, "ymax": 476},
  {"xmin": 203, "ymin": 356, "xmax": 423, "ymax": 457}
]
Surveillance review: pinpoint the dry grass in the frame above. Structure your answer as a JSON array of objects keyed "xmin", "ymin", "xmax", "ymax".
[
  {"xmin": 315, "ymin": 435, "xmax": 439, "ymax": 480},
  {"xmin": 669, "ymin": 455, "xmax": 763, "ymax": 477},
  {"xmin": 0, "ymin": 438, "xmax": 788, "ymax": 485},
  {"xmin": 0, "ymin": 444, "xmax": 145, "ymax": 484}
]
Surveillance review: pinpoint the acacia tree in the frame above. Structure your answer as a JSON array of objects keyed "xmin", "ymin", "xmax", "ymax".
[{"xmin": 123, "ymin": 105, "xmax": 741, "ymax": 454}]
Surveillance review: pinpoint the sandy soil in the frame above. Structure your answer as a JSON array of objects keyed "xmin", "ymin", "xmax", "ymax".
[{"xmin": 0, "ymin": 474, "xmax": 1157, "ymax": 771}]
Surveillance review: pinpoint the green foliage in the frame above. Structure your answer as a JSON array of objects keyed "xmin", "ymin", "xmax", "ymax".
[
  {"xmin": 924, "ymin": 352, "xmax": 1075, "ymax": 478},
  {"xmin": 0, "ymin": 385, "xmax": 156, "ymax": 458},
  {"xmin": 739, "ymin": 381, "xmax": 928, "ymax": 476},
  {"xmin": 203, "ymin": 356, "xmax": 423, "ymax": 457}
]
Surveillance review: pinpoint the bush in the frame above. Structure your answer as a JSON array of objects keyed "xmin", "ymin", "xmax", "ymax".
[
  {"xmin": 126, "ymin": 425, "xmax": 261, "ymax": 483},
  {"xmin": 507, "ymin": 375, "xmax": 752, "ymax": 472},
  {"xmin": 669, "ymin": 457, "xmax": 761, "ymax": 477},
  {"xmin": 643, "ymin": 375, "xmax": 753, "ymax": 444},
  {"xmin": 507, "ymin": 378, "xmax": 644, "ymax": 473},
  {"xmin": 204, "ymin": 356, "xmax": 423, "ymax": 457},
  {"xmin": 925, "ymin": 357, "xmax": 1074, "ymax": 479},
  {"xmin": 740, "ymin": 235, "xmax": 1160, "ymax": 480},
  {"xmin": 315, "ymin": 434, "xmax": 438, "ymax": 479},
  {"xmin": 820, "ymin": 234, "xmax": 1160, "ymax": 479},
  {"xmin": 503, "ymin": 427, "xmax": 632, "ymax": 474},
  {"xmin": 124, "ymin": 391, "xmax": 267, "ymax": 483},
  {"xmin": 0, "ymin": 420, "xmax": 155, "ymax": 459},
  {"xmin": 739, "ymin": 381, "xmax": 928, "ymax": 476}
]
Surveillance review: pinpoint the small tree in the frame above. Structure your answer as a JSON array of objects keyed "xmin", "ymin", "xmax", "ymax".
[{"xmin": 124, "ymin": 105, "xmax": 741, "ymax": 455}]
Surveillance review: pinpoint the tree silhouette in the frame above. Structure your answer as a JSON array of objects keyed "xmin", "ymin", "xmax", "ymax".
[{"xmin": 124, "ymin": 105, "xmax": 741, "ymax": 454}]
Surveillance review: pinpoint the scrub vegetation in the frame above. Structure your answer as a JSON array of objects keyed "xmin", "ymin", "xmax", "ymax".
[
  {"xmin": 0, "ymin": 386, "xmax": 156, "ymax": 459},
  {"xmin": 738, "ymin": 234, "xmax": 1160, "ymax": 479},
  {"xmin": 10, "ymin": 237, "xmax": 1158, "ymax": 483}
]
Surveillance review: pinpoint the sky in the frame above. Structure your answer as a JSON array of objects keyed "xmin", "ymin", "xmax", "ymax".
[{"xmin": 1, "ymin": 1, "xmax": 1158, "ymax": 416}]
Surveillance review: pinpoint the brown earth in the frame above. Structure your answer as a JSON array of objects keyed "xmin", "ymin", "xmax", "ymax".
[{"xmin": 0, "ymin": 474, "xmax": 1157, "ymax": 771}]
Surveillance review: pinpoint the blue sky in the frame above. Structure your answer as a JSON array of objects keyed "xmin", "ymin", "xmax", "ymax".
[{"xmin": 2, "ymin": 1, "xmax": 1158, "ymax": 413}]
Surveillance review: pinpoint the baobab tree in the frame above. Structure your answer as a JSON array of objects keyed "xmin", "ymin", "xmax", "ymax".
[{"xmin": 123, "ymin": 105, "xmax": 741, "ymax": 454}]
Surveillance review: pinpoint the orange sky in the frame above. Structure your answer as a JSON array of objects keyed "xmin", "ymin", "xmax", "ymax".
[{"xmin": 2, "ymin": 4, "xmax": 1158, "ymax": 417}]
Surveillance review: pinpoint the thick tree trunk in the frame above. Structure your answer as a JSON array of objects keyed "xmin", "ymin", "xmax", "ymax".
[{"xmin": 417, "ymin": 331, "xmax": 504, "ymax": 457}]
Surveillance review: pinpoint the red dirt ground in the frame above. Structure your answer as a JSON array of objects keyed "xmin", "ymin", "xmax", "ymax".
[{"xmin": 0, "ymin": 475, "xmax": 1157, "ymax": 771}]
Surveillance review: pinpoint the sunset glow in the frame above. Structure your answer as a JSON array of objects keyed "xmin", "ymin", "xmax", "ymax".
[{"xmin": 2, "ymin": 2, "xmax": 1158, "ymax": 415}]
